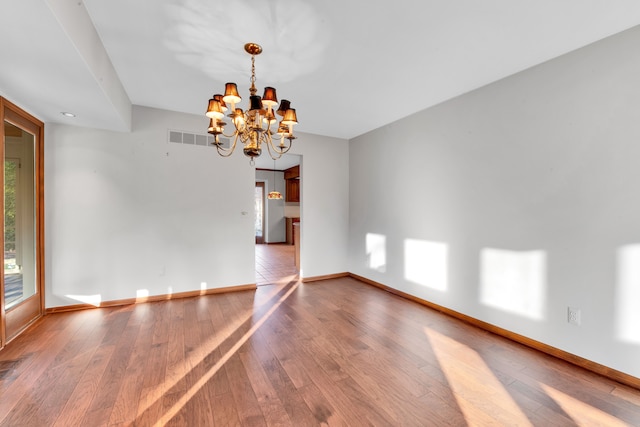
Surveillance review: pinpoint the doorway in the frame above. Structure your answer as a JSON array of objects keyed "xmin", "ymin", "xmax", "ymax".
[
  {"xmin": 1, "ymin": 98, "xmax": 44, "ymax": 347},
  {"xmin": 254, "ymin": 153, "xmax": 301, "ymax": 285}
]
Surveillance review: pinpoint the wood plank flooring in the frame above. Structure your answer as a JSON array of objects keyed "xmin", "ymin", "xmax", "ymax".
[
  {"xmin": 255, "ymin": 244, "xmax": 298, "ymax": 286},
  {"xmin": 1, "ymin": 278, "xmax": 640, "ymax": 424}
]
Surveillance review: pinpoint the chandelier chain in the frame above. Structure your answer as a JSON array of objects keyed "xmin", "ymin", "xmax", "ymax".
[{"xmin": 249, "ymin": 55, "xmax": 257, "ymax": 96}]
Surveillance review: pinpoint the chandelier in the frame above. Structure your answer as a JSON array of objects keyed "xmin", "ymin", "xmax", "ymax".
[
  {"xmin": 268, "ymin": 159, "xmax": 282, "ymax": 200},
  {"xmin": 206, "ymin": 43, "xmax": 298, "ymax": 165}
]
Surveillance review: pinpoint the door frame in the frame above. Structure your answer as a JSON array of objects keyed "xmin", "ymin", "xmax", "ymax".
[{"xmin": 0, "ymin": 97, "xmax": 45, "ymax": 347}]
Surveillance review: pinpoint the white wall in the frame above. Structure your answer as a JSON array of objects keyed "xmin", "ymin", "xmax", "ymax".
[
  {"xmin": 349, "ymin": 26, "xmax": 640, "ymax": 378},
  {"xmin": 44, "ymin": 106, "xmax": 349, "ymax": 307},
  {"xmin": 45, "ymin": 106, "xmax": 255, "ymax": 307},
  {"xmin": 255, "ymin": 169, "xmax": 286, "ymax": 243},
  {"xmin": 284, "ymin": 203, "xmax": 300, "ymax": 218},
  {"xmin": 289, "ymin": 133, "xmax": 350, "ymax": 278}
]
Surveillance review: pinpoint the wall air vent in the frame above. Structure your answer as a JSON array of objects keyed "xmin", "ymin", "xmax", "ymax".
[{"xmin": 168, "ymin": 130, "xmax": 230, "ymax": 149}]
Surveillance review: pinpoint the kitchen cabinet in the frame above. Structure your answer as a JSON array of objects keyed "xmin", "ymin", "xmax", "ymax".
[
  {"xmin": 284, "ymin": 165, "xmax": 299, "ymax": 180},
  {"xmin": 286, "ymin": 179, "xmax": 300, "ymax": 202},
  {"xmin": 284, "ymin": 164, "xmax": 300, "ymax": 202},
  {"xmin": 286, "ymin": 217, "xmax": 300, "ymax": 245},
  {"xmin": 293, "ymin": 222, "xmax": 300, "ymax": 269}
]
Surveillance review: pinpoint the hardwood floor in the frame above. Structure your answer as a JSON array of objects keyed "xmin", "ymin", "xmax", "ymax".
[
  {"xmin": 255, "ymin": 244, "xmax": 298, "ymax": 286},
  {"xmin": 1, "ymin": 277, "xmax": 639, "ymax": 426}
]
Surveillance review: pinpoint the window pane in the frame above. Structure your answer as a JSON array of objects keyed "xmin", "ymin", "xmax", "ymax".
[{"xmin": 4, "ymin": 121, "xmax": 37, "ymax": 309}]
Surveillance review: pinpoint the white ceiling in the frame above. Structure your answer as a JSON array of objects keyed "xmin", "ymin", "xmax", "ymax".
[{"xmin": 2, "ymin": 1, "xmax": 640, "ymax": 141}]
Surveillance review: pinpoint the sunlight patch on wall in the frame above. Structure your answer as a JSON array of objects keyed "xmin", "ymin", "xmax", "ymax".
[
  {"xmin": 540, "ymin": 384, "xmax": 628, "ymax": 426},
  {"xmin": 366, "ymin": 233, "xmax": 387, "ymax": 273},
  {"xmin": 480, "ymin": 248, "xmax": 546, "ymax": 320},
  {"xmin": 424, "ymin": 327, "xmax": 531, "ymax": 425},
  {"xmin": 616, "ymin": 244, "xmax": 640, "ymax": 344},
  {"xmin": 404, "ymin": 239, "xmax": 448, "ymax": 291},
  {"xmin": 65, "ymin": 294, "xmax": 102, "ymax": 307},
  {"xmin": 136, "ymin": 289, "xmax": 150, "ymax": 302}
]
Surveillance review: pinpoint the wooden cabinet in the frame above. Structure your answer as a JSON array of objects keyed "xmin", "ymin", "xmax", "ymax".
[
  {"xmin": 284, "ymin": 165, "xmax": 299, "ymax": 180},
  {"xmin": 286, "ymin": 179, "xmax": 300, "ymax": 202},
  {"xmin": 284, "ymin": 164, "xmax": 300, "ymax": 202},
  {"xmin": 293, "ymin": 223, "xmax": 300, "ymax": 269},
  {"xmin": 286, "ymin": 217, "xmax": 300, "ymax": 245}
]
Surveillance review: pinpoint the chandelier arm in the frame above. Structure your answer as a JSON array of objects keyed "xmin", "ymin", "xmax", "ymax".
[
  {"xmin": 216, "ymin": 146, "xmax": 234, "ymax": 157},
  {"xmin": 265, "ymin": 135, "xmax": 293, "ymax": 156},
  {"xmin": 221, "ymin": 129, "xmax": 237, "ymax": 139},
  {"xmin": 275, "ymin": 144, "xmax": 292, "ymax": 156},
  {"xmin": 265, "ymin": 120, "xmax": 275, "ymax": 134},
  {"xmin": 239, "ymin": 131, "xmax": 250, "ymax": 145},
  {"xmin": 259, "ymin": 129, "xmax": 271, "ymax": 144},
  {"xmin": 231, "ymin": 119, "xmax": 247, "ymax": 134},
  {"xmin": 264, "ymin": 141, "xmax": 285, "ymax": 160},
  {"xmin": 264, "ymin": 137, "xmax": 280, "ymax": 155},
  {"xmin": 214, "ymin": 134, "xmax": 240, "ymax": 157}
]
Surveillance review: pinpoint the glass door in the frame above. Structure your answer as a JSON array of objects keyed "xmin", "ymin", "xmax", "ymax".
[
  {"xmin": 1, "ymin": 98, "xmax": 44, "ymax": 346},
  {"xmin": 255, "ymin": 182, "xmax": 265, "ymax": 244},
  {"xmin": 4, "ymin": 157, "xmax": 27, "ymax": 309}
]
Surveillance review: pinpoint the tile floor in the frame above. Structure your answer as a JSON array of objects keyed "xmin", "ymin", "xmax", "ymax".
[{"xmin": 255, "ymin": 243, "xmax": 299, "ymax": 285}]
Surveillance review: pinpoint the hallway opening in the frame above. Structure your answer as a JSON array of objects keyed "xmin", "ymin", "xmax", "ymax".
[{"xmin": 255, "ymin": 244, "xmax": 298, "ymax": 286}]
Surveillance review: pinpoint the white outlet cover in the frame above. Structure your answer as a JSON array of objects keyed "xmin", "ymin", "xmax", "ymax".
[{"xmin": 568, "ymin": 307, "xmax": 581, "ymax": 326}]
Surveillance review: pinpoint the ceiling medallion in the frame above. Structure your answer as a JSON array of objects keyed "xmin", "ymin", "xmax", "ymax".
[{"xmin": 206, "ymin": 43, "xmax": 298, "ymax": 165}]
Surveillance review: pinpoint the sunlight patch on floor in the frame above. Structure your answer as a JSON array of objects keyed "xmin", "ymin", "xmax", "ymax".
[
  {"xmin": 424, "ymin": 327, "xmax": 533, "ymax": 426},
  {"xmin": 541, "ymin": 384, "xmax": 629, "ymax": 426},
  {"xmin": 134, "ymin": 285, "xmax": 287, "ymax": 419},
  {"xmin": 273, "ymin": 273, "xmax": 297, "ymax": 285},
  {"xmin": 153, "ymin": 282, "xmax": 300, "ymax": 426}
]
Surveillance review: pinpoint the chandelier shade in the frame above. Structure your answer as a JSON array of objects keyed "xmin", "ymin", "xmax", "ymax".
[
  {"xmin": 249, "ymin": 95, "xmax": 263, "ymax": 112},
  {"xmin": 206, "ymin": 43, "xmax": 299, "ymax": 165},
  {"xmin": 213, "ymin": 94, "xmax": 227, "ymax": 110},
  {"xmin": 276, "ymin": 99, "xmax": 290, "ymax": 117},
  {"xmin": 223, "ymin": 83, "xmax": 241, "ymax": 105},
  {"xmin": 282, "ymin": 108, "xmax": 298, "ymax": 125},
  {"xmin": 206, "ymin": 99, "xmax": 225, "ymax": 119},
  {"xmin": 262, "ymin": 87, "xmax": 278, "ymax": 106}
]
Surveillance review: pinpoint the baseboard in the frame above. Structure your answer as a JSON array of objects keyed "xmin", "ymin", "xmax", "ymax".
[
  {"xmin": 302, "ymin": 272, "xmax": 349, "ymax": 283},
  {"xmin": 348, "ymin": 273, "xmax": 640, "ymax": 391},
  {"xmin": 45, "ymin": 283, "xmax": 257, "ymax": 314}
]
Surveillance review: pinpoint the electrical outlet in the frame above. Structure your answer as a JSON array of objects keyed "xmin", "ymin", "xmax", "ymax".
[{"xmin": 568, "ymin": 307, "xmax": 581, "ymax": 326}]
